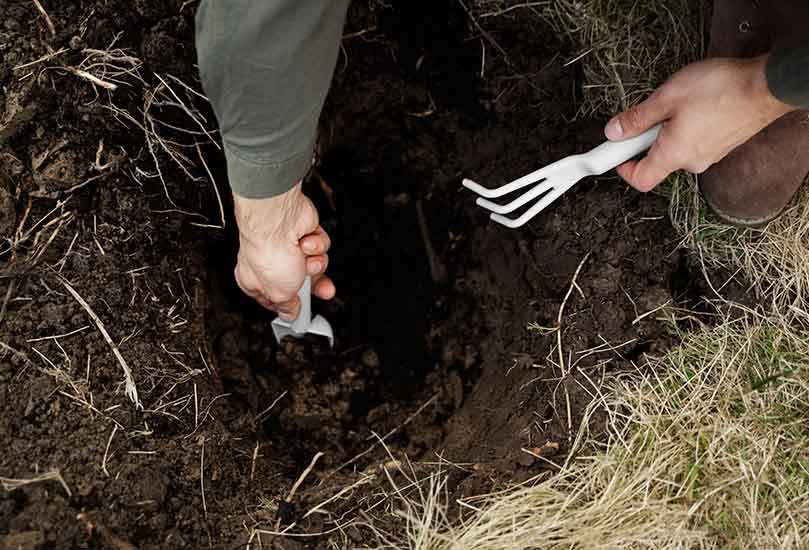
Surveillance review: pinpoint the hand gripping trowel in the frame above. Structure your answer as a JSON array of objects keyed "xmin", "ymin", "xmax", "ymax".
[{"xmin": 271, "ymin": 276, "xmax": 334, "ymax": 348}]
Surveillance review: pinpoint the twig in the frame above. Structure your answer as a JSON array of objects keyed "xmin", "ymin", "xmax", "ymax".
[
  {"xmin": 255, "ymin": 390, "xmax": 288, "ymax": 423},
  {"xmin": 0, "ymin": 281, "xmax": 14, "ymax": 325},
  {"xmin": 303, "ymin": 474, "xmax": 374, "ymax": 519},
  {"xmin": 29, "ymin": 174, "xmax": 107, "ymax": 199},
  {"xmin": 153, "ymin": 74, "xmax": 218, "ymax": 147},
  {"xmin": 557, "ymin": 252, "xmax": 591, "ymax": 376},
  {"xmin": 342, "ymin": 26, "xmax": 378, "ymax": 40},
  {"xmin": 60, "ymin": 277, "xmax": 140, "ymax": 408},
  {"xmin": 1, "ymin": 470, "xmax": 71, "ymax": 497},
  {"xmin": 32, "ymin": 0, "xmax": 56, "ymax": 37},
  {"xmin": 65, "ymin": 67, "xmax": 117, "ymax": 90},
  {"xmin": 416, "ymin": 200, "xmax": 448, "ymax": 284},
  {"xmin": 13, "ymin": 47, "xmax": 68, "ymax": 71},
  {"xmin": 632, "ymin": 299, "xmax": 673, "ymax": 325},
  {"xmin": 479, "ymin": 1, "xmax": 549, "ymax": 18},
  {"xmin": 200, "ymin": 436, "xmax": 207, "ymax": 519},
  {"xmin": 456, "ymin": 0, "xmax": 514, "ymax": 68},
  {"xmin": 334, "ymin": 393, "xmax": 439, "ymax": 475},
  {"xmin": 285, "ymin": 452, "xmax": 325, "ymax": 504},
  {"xmin": 191, "ymin": 143, "xmax": 225, "ymax": 229},
  {"xmin": 189, "ymin": 382, "xmax": 198, "ymax": 429},
  {"xmin": 101, "ymin": 425, "xmax": 118, "ymax": 477},
  {"xmin": 27, "ymin": 325, "xmax": 90, "ymax": 342},
  {"xmin": 0, "ymin": 341, "xmax": 32, "ymax": 365},
  {"xmin": 250, "ymin": 442, "xmax": 260, "ymax": 482}
]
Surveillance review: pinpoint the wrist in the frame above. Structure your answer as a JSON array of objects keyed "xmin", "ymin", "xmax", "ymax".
[{"xmin": 233, "ymin": 184, "xmax": 303, "ymax": 245}]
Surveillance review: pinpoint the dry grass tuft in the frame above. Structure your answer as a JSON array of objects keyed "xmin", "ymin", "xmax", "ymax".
[
  {"xmin": 467, "ymin": 0, "xmax": 703, "ymax": 116},
  {"xmin": 669, "ymin": 173, "xmax": 809, "ymax": 321},
  {"xmin": 1, "ymin": 469, "xmax": 72, "ymax": 497},
  {"xmin": 365, "ymin": 306, "xmax": 809, "ymax": 549},
  {"xmin": 544, "ymin": 0, "xmax": 703, "ymax": 116}
]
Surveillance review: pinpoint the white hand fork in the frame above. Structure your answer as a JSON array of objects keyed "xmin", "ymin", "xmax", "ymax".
[
  {"xmin": 271, "ymin": 276, "xmax": 334, "ymax": 348},
  {"xmin": 462, "ymin": 124, "xmax": 662, "ymax": 228}
]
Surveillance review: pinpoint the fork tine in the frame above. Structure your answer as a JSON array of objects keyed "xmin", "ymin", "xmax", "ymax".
[
  {"xmin": 489, "ymin": 186, "xmax": 568, "ymax": 228},
  {"xmin": 475, "ymin": 179, "xmax": 557, "ymax": 215},
  {"xmin": 461, "ymin": 164, "xmax": 550, "ymax": 199}
]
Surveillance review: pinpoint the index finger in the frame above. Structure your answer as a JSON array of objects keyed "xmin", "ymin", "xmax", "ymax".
[{"xmin": 616, "ymin": 142, "xmax": 677, "ymax": 193}]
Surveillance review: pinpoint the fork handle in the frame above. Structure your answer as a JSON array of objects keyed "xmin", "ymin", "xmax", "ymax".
[{"xmin": 582, "ymin": 124, "xmax": 662, "ymax": 175}]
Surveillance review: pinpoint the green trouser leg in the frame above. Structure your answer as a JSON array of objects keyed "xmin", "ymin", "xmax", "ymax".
[{"xmin": 195, "ymin": 0, "xmax": 351, "ymax": 199}]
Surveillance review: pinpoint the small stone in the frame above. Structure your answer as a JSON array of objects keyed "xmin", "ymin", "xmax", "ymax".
[
  {"xmin": 361, "ymin": 349, "xmax": 380, "ymax": 369},
  {"xmin": 3, "ymin": 530, "xmax": 44, "ymax": 549},
  {"xmin": 276, "ymin": 500, "xmax": 297, "ymax": 524},
  {"xmin": 347, "ymin": 525, "xmax": 363, "ymax": 543},
  {"xmin": 383, "ymin": 192, "xmax": 411, "ymax": 208}
]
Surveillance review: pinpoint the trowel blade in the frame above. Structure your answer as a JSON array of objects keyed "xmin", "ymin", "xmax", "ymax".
[{"xmin": 271, "ymin": 315, "xmax": 334, "ymax": 348}]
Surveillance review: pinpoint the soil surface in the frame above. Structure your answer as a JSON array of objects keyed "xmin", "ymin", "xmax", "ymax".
[{"xmin": 1, "ymin": 1, "xmax": 720, "ymax": 548}]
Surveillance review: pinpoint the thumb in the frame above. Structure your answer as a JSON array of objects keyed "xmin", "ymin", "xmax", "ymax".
[{"xmin": 605, "ymin": 92, "xmax": 671, "ymax": 141}]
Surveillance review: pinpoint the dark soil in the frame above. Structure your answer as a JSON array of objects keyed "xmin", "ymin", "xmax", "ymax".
[{"xmin": 1, "ymin": 1, "xmax": 720, "ymax": 548}]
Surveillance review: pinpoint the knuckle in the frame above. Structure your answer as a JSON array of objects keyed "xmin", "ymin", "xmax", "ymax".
[
  {"xmin": 622, "ymin": 106, "xmax": 647, "ymax": 132},
  {"xmin": 234, "ymin": 265, "xmax": 253, "ymax": 291},
  {"xmin": 299, "ymin": 201, "xmax": 319, "ymax": 231},
  {"xmin": 267, "ymin": 289, "xmax": 289, "ymax": 304},
  {"xmin": 688, "ymin": 161, "xmax": 711, "ymax": 174},
  {"xmin": 651, "ymin": 85, "xmax": 674, "ymax": 105},
  {"xmin": 633, "ymin": 176, "xmax": 654, "ymax": 193},
  {"xmin": 639, "ymin": 181, "xmax": 657, "ymax": 193}
]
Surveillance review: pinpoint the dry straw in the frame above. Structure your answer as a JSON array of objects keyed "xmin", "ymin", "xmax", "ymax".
[{"xmin": 546, "ymin": 0, "xmax": 704, "ymax": 116}]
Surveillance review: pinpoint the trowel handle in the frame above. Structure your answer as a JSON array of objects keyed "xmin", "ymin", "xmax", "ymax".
[
  {"xmin": 291, "ymin": 276, "xmax": 313, "ymax": 334},
  {"xmin": 582, "ymin": 123, "xmax": 662, "ymax": 176}
]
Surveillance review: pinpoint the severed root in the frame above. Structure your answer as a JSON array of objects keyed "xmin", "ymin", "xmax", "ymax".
[{"xmin": 416, "ymin": 199, "xmax": 448, "ymax": 284}]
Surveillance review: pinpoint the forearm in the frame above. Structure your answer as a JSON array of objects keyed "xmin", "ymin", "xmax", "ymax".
[
  {"xmin": 766, "ymin": 37, "xmax": 809, "ymax": 109},
  {"xmin": 195, "ymin": 1, "xmax": 350, "ymax": 199}
]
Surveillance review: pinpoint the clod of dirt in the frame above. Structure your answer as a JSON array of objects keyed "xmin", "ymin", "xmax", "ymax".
[
  {"xmin": 0, "ymin": 149, "xmax": 25, "ymax": 187},
  {"xmin": 29, "ymin": 138, "xmax": 92, "ymax": 195},
  {"xmin": 0, "ymin": 86, "xmax": 38, "ymax": 144},
  {"xmin": 361, "ymin": 349, "xmax": 381, "ymax": 369},
  {"xmin": 2, "ymin": 530, "xmax": 44, "ymax": 549},
  {"xmin": 0, "ymin": 187, "xmax": 13, "ymax": 238},
  {"xmin": 141, "ymin": 18, "xmax": 193, "ymax": 75}
]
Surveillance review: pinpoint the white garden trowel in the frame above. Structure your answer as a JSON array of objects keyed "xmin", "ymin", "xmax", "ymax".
[{"xmin": 271, "ymin": 276, "xmax": 334, "ymax": 348}]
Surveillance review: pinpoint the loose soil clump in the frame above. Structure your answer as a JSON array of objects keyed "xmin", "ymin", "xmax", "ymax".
[{"xmin": 1, "ymin": 1, "xmax": 719, "ymax": 547}]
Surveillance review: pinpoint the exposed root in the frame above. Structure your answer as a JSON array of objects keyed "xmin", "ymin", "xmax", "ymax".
[
  {"xmin": 31, "ymin": 0, "xmax": 56, "ymax": 37},
  {"xmin": 1, "ymin": 470, "xmax": 72, "ymax": 497},
  {"xmin": 59, "ymin": 277, "xmax": 141, "ymax": 408}
]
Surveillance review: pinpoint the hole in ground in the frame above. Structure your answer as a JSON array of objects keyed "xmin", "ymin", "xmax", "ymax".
[{"xmin": 202, "ymin": 148, "xmax": 478, "ymax": 469}]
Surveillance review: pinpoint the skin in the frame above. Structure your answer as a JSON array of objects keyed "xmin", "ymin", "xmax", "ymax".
[
  {"xmin": 233, "ymin": 183, "xmax": 334, "ymax": 320},
  {"xmin": 234, "ymin": 54, "xmax": 798, "ymax": 313},
  {"xmin": 606, "ymin": 54, "xmax": 796, "ymax": 191}
]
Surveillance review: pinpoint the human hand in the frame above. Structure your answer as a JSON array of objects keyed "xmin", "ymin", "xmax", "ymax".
[
  {"xmin": 233, "ymin": 183, "xmax": 335, "ymax": 320},
  {"xmin": 604, "ymin": 55, "xmax": 796, "ymax": 192}
]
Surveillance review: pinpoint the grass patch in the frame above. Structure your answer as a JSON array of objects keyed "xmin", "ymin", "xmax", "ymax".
[
  {"xmin": 367, "ymin": 309, "xmax": 809, "ymax": 549},
  {"xmin": 669, "ymin": 173, "xmax": 809, "ymax": 319},
  {"xmin": 543, "ymin": 0, "xmax": 704, "ymax": 116}
]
